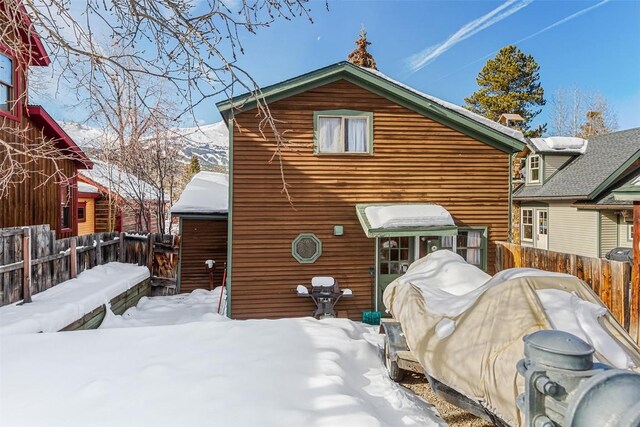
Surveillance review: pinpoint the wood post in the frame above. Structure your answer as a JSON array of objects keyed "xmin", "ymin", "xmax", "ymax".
[
  {"xmin": 70, "ymin": 238, "xmax": 77, "ymax": 279},
  {"xmin": 95, "ymin": 234, "xmax": 102, "ymax": 266},
  {"xmin": 119, "ymin": 232, "xmax": 125, "ymax": 262},
  {"xmin": 22, "ymin": 228, "xmax": 32, "ymax": 303},
  {"xmin": 630, "ymin": 202, "xmax": 640, "ymax": 342},
  {"xmin": 147, "ymin": 233, "xmax": 155, "ymax": 272}
]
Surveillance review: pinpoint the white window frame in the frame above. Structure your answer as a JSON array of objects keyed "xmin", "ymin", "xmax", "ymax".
[
  {"xmin": 315, "ymin": 113, "xmax": 371, "ymax": 155},
  {"xmin": 527, "ymin": 154, "xmax": 541, "ymax": 184},
  {"xmin": 521, "ymin": 208, "xmax": 534, "ymax": 242},
  {"xmin": 628, "ymin": 223, "xmax": 634, "ymax": 242}
]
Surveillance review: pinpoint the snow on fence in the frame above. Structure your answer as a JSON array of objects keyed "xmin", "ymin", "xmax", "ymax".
[
  {"xmin": 0, "ymin": 225, "xmax": 180, "ymax": 307},
  {"xmin": 495, "ymin": 241, "xmax": 638, "ymax": 343}
]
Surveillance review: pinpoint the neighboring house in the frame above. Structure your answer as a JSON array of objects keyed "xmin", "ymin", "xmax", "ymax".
[
  {"xmin": 513, "ymin": 128, "xmax": 640, "ymax": 258},
  {"xmin": 171, "ymin": 171, "xmax": 228, "ymax": 294},
  {"xmin": 77, "ymin": 181, "xmax": 99, "ymax": 235},
  {"xmin": 78, "ymin": 161, "xmax": 165, "ymax": 234},
  {"xmin": 216, "ymin": 61, "xmax": 525, "ymax": 319},
  {"xmin": 0, "ymin": 9, "xmax": 92, "ymax": 237}
]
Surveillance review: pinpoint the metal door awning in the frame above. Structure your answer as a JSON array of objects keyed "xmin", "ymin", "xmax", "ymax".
[{"xmin": 355, "ymin": 203, "xmax": 458, "ymax": 238}]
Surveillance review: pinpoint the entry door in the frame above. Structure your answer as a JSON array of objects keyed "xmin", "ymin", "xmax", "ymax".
[
  {"xmin": 536, "ymin": 209, "xmax": 549, "ymax": 249},
  {"xmin": 378, "ymin": 236, "xmax": 413, "ymax": 311}
]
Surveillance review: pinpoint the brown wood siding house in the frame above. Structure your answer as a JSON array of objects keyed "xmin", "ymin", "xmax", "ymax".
[
  {"xmin": 171, "ymin": 172, "xmax": 228, "ymax": 293},
  {"xmin": 0, "ymin": 10, "xmax": 92, "ymax": 237},
  {"xmin": 217, "ymin": 62, "xmax": 525, "ymax": 320}
]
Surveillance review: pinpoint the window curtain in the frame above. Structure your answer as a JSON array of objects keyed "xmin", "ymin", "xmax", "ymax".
[
  {"xmin": 466, "ymin": 231, "xmax": 482, "ymax": 266},
  {"xmin": 318, "ymin": 117, "xmax": 341, "ymax": 153},
  {"xmin": 346, "ymin": 118, "xmax": 367, "ymax": 152}
]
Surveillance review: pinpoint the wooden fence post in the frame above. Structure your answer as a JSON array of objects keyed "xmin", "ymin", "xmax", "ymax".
[
  {"xmin": 70, "ymin": 237, "xmax": 77, "ymax": 279},
  {"xmin": 22, "ymin": 228, "xmax": 32, "ymax": 303},
  {"xmin": 147, "ymin": 233, "xmax": 155, "ymax": 272},
  {"xmin": 95, "ymin": 234, "xmax": 102, "ymax": 266},
  {"xmin": 119, "ymin": 232, "xmax": 125, "ymax": 263}
]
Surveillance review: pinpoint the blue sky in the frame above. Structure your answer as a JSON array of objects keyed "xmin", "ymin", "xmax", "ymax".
[{"xmin": 44, "ymin": 0, "xmax": 640, "ymax": 132}]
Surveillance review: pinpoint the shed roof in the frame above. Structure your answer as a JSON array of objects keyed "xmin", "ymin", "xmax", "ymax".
[
  {"xmin": 171, "ymin": 172, "xmax": 228, "ymax": 216},
  {"xmin": 217, "ymin": 62, "xmax": 525, "ymax": 154},
  {"xmin": 514, "ymin": 128, "xmax": 640, "ymax": 201}
]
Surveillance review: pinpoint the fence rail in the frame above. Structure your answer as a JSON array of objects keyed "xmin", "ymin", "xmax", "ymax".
[
  {"xmin": 0, "ymin": 225, "xmax": 179, "ymax": 307},
  {"xmin": 495, "ymin": 241, "xmax": 638, "ymax": 341}
]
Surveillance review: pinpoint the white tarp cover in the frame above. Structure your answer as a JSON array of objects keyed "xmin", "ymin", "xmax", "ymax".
[
  {"xmin": 384, "ymin": 251, "xmax": 640, "ymax": 426},
  {"xmin": 171, "ymin": 171, "xmax": 228, "ymax": 214},
  {"xmin": 364, "ymin": 204, "xmax": 454, "ymax": 230},
  {"xmin": 529, "ymin": 136, "xmax": 588, "ymax": 154}
]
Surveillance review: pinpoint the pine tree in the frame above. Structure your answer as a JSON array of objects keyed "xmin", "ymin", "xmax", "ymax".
[
  {"xmin": 187, "ymin": 155, "xmax": 201, "ymax": 177},
  {"xmin": 465, "ymin": 45, "xmax": 546, "ymax": 137},
  {"xmin": 348, "ymin": 27, "xmax": 377, "ymax": 70}
]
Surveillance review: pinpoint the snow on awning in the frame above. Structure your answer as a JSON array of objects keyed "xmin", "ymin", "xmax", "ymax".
[
  {"xmin": 356, "ymin": 203, "xmax": 457, "ymax": 238},
  {"xmin": 171, "ymin": 171, "xmax": 228, "ymax": 216},
  {"xmin": 78, "ymin": 182, "xmax": 98, "ymax": 194}
]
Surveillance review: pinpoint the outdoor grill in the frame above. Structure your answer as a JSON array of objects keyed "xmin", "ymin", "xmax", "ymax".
[{"xmin": 296, "ymin": 276, "xmax": 352, "ymax": 319}]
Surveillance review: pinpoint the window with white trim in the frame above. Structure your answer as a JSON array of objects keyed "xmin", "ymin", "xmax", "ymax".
[
  {"xmin": 316, "ymin": 114, "xmax": 370, "ymax": 154},
  {"xmin": 521, "ymin": 208, "xmax": 534, "ymax": 241},
  {"xmin": 628, "ymin": 223, "xmax": 634, "ymax": 242},
  {"xmin": 528, "ymin": 155, "xmax": 541, "ymax": 183},
  {"xmin": 0, "ymin": 52, "xmax": 14, "ymax": 112}
]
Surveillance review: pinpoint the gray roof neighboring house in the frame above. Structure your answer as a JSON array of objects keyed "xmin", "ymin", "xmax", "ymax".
[{"xmin": 513, "ymin": 128, "xmax": 640, "ymax": 201}]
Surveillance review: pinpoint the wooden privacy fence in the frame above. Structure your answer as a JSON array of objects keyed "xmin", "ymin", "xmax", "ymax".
[
  {"xmin": 0, "ymin": 225, "xmax": 180, "ymax": 307},
  {"xmin": 495, "ymin": 241, "xmax": 638, "ymax": 341}
]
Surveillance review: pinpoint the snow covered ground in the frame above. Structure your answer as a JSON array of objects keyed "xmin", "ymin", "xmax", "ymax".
[
  {"xmin": 0, "ymin": 289, "xmax": 444, "ymax": 427},
  {"xmin": 0, "ymin": 263, "xmax": 149, "ymax": 335}
]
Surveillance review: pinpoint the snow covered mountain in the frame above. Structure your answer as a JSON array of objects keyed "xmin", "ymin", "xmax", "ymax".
[{"xmin": 62, "ymin": 121, "xmax": 229, "ymax": 169}]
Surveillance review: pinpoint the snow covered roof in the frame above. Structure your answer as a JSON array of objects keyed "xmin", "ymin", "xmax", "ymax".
[
  {"xmin": 356, "ymin": 203, "xmax": 457, "ymax": 238},
  {"xmin": 81, "ymin": 161, "xmax": 160, "ymax": 201},
  {"xmin": 514, "ymin": 128, "xmax": 640, "ymax": 201},
  {"xmin": 529, "ymin": 136, "xmax": 588, "ymax": 154},
  {"xmin": 171, "ymin": 171, "xmax": 228, "ymax": 215},
  {"xmin": 217, "ymin": 62, "xmax": 525, "ymax": 154},
  {"xmin": 77, "ymin": 182, "xmax": 98, "ymax": 194},
  {"xmin": 361, "ymin": 67, "xmax": 526, "ymax": 144}
]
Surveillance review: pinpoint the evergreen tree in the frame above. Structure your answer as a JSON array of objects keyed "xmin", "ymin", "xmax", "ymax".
[
  {"xmin": 348, "ymin": 27, "xmax": 377, "ymax": 70},
  {"xmin": 187, "ymin": 155, "xmax": 201, "ymax": 177},
  {"xmin": 465, "ymin": 45, "xmax": 546, "ymax": 137}
]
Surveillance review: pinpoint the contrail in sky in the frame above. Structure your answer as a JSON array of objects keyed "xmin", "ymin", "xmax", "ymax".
[
  {"xmin": 430, "ymin": 0, "xmax": 612, "ymax": 83},
  {"xmin": 406, "ymin": 0, "xmax": 535, "ymax": 74}
]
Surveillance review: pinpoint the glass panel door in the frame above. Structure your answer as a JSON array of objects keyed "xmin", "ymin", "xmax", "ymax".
[{"xmin": 378, "ymin": 236, "xmax": 413, "ymax": 312}]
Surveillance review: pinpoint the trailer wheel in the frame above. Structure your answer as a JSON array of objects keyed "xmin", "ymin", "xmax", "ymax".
[{"xmin": 384, "ymin": 337, "xmax": 405, "ymax": 382}]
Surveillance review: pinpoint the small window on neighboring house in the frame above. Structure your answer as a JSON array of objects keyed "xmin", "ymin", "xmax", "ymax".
[
  {"xmin": 0, "ymin": 52, "xmax": 14, "ymax": 113},
  {"xmin": 628, "ymin": 224, "xmax": 634, "ymax": 242},
  {"xmin": 528, "ymin": 155, "xmax": 541, "ymax": 183},
  {"xmin": 315, "ymin": 112, "xmax": 372, "ymax": 154},
  {"xmin": 521, "ymin": 209, "xmax": 534, "ymax": 241},
  {"xmin": 60, "ymin": 181, "xmax": 72, "ymax": 230},
  {"xmin": 78, "ymin": 202, "xmax": 87, "ymax": 223}
]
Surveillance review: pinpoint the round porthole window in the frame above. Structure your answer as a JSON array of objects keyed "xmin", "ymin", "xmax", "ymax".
[{"xmin": 292, "ymin": 233, "xmax": 322, "ymax": 264}]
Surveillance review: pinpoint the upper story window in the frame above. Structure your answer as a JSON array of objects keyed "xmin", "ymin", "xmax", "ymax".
[
  {"xmin": 527, "ymin": 154, "xmax": 541, "ymax": 184},
  {"xmin": 0, "ymin": 52, "xmax": 14, "ymax": 113},
  {"xmin": 314, "ymin": 110, "xmax": 373, "ymax": 154}
]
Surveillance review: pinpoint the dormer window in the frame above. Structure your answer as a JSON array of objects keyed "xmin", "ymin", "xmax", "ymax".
[
  {"xmin": 314, "ymin": 110, "xmax": 373, "ymax": 154},
  {"xmin": 528, "ymin": 154, "xmax": 541, "ymax": 184},
  {"xmin": 0, "ymin": 52, "xmax": 14, "ymax": 113}
]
